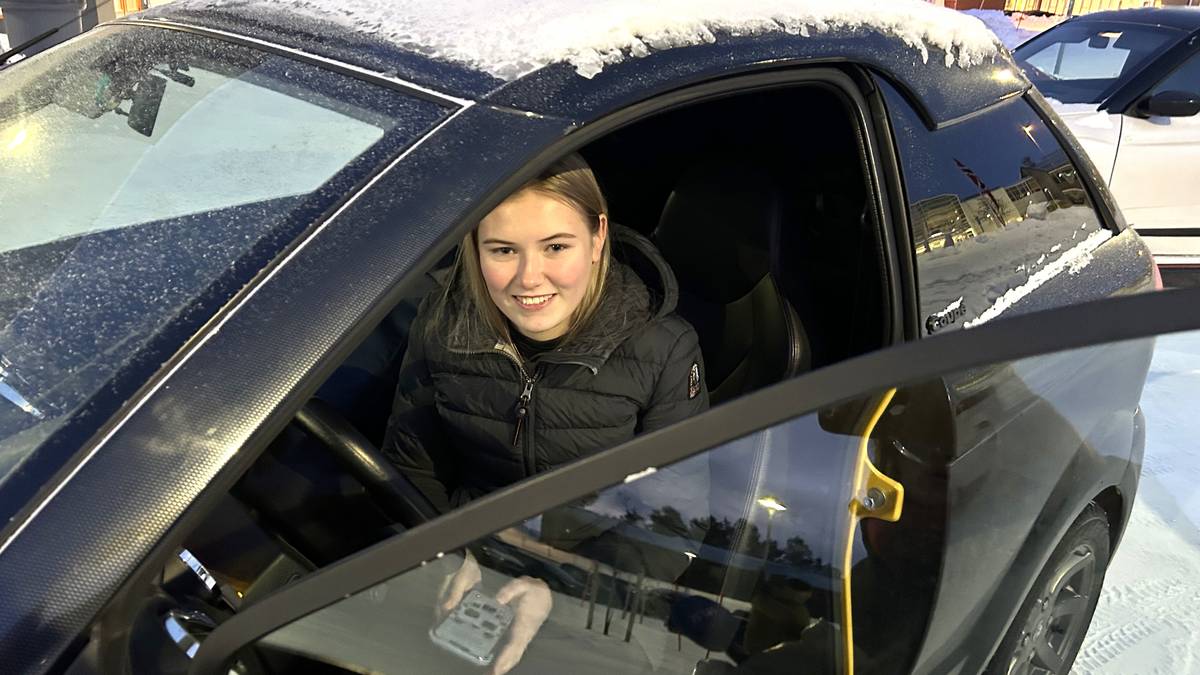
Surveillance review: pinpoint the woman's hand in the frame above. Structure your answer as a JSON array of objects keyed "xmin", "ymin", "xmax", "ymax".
[
  {"xmin": 436, "ymin": 551, "xmax": 482, "ymax": 622},
  {"xmin": 489, "ymin": 576, "xmax": 553, "ymax": 675}
]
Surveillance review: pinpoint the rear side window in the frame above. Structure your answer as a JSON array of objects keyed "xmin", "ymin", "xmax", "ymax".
[{"xmin": 878, "ymin": 81, "xmax": 1109, "ymax": 336}]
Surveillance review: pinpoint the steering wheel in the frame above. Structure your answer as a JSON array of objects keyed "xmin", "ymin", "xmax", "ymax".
[{"xmin": 292, "ymin": 398, "xmax": 440, "ymax": 528}]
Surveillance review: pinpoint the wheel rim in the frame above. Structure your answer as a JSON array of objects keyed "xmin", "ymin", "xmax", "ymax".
[{"xmin": 1006, "ymin": 544, "xmax": 1097, "ymax": 675}]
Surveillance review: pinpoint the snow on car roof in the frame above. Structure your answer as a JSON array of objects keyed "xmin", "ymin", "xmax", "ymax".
[{"xmin": 156, "ymin": 0, "xmax": 1002, "ymax": 80}]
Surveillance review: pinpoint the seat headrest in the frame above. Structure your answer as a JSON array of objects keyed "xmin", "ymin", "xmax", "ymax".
[{"xmin": 653, "ymin": 163, "xmax": 782, "ymax": 304}]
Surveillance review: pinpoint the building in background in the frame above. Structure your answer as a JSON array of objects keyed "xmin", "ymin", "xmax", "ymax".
[
  {"xmin": 931, "ymin": 0, "xmax": 1197, "ymax": 13},
  {"xmin": 1004, "ymin": 0, "xmax": 1195, "ymax": 14},
  {"xmin": 103, "ymin": 0, "xmax": 176, "ymax": 21},
  {"xmin": 0, "ymin": 0, "xmax": 174, "ymax": 61}
]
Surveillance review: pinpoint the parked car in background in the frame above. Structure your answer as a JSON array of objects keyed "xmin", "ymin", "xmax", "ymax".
[
  {"xmin": 0, "ymin": 1, "xmax": 1163, "ymax": 674},
  {"xmin": 1013, "ymin": 7, "xmax": 1200, "ymax": 285}
]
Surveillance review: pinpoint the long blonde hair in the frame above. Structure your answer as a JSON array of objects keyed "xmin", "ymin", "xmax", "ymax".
[{"xmin": 439, "ymin": 153, "xmax": 612, "ymax": 350}]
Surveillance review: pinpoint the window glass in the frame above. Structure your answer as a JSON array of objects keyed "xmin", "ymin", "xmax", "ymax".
[
  {"xmin": 879, "ymin": 83, "xmax": 1109, "ymax": 336},
  {"xmin": 1151, "ymin": 51, "xmax": 1200, "ymax": 96},
  {"xmin": 1013, "ymin": 22, "xmax": 1177, "ymax": 104},
  {"xmin": 224, "ymin": 310, "xmax": 1176, "ymax": 675},
  {"xmin": 241, "ymin": 406, "xmax": 906, "ymax": 674},
  {"xmin": 0, "ymin": 25, "xmax": 447, "ymax": 512}
]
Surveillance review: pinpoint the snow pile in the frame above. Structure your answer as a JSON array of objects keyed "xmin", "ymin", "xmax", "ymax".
[
  {"xmin": 1007, "ymin": 12, "xmax": 1065, "ymax": 35},
  {"xmin": 961, "ymin": 9, "xmax": 1039, "ymax": 50},
  {"xmin": 1045, "ymin": 96, "xmax": 1103, "ymax": 115},
  {"xmin": 1076, "ymin": 332, "xmax": 1200, "ymax": 674},
  {"xmin": 157, "ymin": 0, "xmax": 1002, "ymax": 80}
]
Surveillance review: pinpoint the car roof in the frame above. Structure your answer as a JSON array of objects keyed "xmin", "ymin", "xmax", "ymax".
[
  {"xmin": 1069, "ymin": 7, "xmax": 1200, "ymax": 32},
  {"xmin": 133, "ymin": 0, "xmax": 1025, "ymax": 125}
]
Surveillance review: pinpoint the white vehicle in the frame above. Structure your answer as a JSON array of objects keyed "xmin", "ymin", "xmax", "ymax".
[{"xmin": 1013, "ymin": 7, "xmax": 1200, "ymax": 284}]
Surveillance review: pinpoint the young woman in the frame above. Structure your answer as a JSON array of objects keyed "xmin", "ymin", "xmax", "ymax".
[{"xmin": 383, "ymin": 152, "xmax": 708, "ymax": 513}]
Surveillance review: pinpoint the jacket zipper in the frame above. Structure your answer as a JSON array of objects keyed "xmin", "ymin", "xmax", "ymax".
[
  {"xmin": 512, "ymin": 374, "xmax": 535, "ymax": 447},
  {"xmin": 496, "ymin": 344, "xmax": 541, "ymax": 475}
]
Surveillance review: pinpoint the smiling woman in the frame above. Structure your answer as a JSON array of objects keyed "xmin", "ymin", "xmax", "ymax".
[
  {"xmin": 469, "ymin": 154, "xmax": 611, "ymax": 343},
  {"xmin": 383, "ymin": 153, "xmax": 708, "ymax": 514}
]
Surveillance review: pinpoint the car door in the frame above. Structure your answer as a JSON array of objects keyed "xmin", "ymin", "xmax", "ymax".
[
  {"xmin": 187, "ymin": 359, "xmax": 918, "ymax": 675},
  {"xmin": 183, "ymin": 286, "xmax": 1200, "ymax": 675},
  {"xmin": 1109, "ymin": 45, "xmax": 1200, "ymax": 258}
]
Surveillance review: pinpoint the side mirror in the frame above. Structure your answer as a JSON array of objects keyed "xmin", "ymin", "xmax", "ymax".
[{"xmin": 1135, "ymin": 90, "xmax": 1200, "ymax": 118}]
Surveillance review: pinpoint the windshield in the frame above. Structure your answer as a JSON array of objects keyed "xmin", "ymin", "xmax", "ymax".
[
  {"xmin": 0, "ymin": 25, "xmax": 448, "ymax": 510},
  {"xmin": 1013, "ymin": 20, "xmax": 1180, "ymax": 104}
]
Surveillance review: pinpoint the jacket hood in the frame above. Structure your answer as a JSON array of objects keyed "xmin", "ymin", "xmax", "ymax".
[
  {"xmin": 607, "ymin": 222, "xmax": 680, "ymax": 320},
  {"xmin": 433, "ymin": 223, "xmax": 680, "ymax": 372}
]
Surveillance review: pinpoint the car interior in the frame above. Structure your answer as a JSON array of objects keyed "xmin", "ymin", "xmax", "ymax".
[{"xmin": 85, "ymin": 82, "xmax": 895, "ymax": 674}]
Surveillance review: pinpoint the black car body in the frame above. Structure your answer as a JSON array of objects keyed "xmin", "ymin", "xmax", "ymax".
[{"xmin": 0, "ymin": 3, "xmax": 1160, "ymax": 674}]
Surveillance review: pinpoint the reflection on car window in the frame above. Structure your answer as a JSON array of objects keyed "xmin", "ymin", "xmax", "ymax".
[
  {"xmin": 0, "ymin": 25, "xmax": 447, "ymax": 510},
  {"xmin": 1013, "ymin": 23, "xmax": 1176, "ymax": 104},
  {"xmin": 205, "ymin": 293, "xmax": 1173, "ymax": 675},
  {"xmin": 1151, "ymin": 51, "xmax": 1200, "ymax": 96},
  {"xmin": 243, "ymin": 409, "xmax": 904, "ymax": 674},
  {"xmin": 880, "ymin": 82, "xmax": 1111, "ymax": 336}
]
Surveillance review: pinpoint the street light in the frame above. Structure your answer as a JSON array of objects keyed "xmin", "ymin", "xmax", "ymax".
[
  {"xmin": 756, "ymin": 496, "xmax": 788, "ymax": 514},
  {"xmin": 756, "ymin": 495, "xmax": 788, "ymax": 558}
]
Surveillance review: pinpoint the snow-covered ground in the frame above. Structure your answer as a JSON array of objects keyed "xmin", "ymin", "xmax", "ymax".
[{"xmin": 1075, "ymin": 330, "xmax": 1200, "ymax": 674}]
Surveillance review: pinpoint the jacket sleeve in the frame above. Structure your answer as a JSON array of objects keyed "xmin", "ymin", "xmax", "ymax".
[
  {"xmin": 639, "ymin": 322, "xmax": 709, "ymax": 434},
  {"xmin": 383, "ymin": 303, "xmax": 455, "ymax": 514}
]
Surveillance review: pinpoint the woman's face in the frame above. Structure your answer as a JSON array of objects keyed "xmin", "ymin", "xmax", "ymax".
[{"xmin": 477, "ymin": 189, "xmax": 607, "ymax": 342}]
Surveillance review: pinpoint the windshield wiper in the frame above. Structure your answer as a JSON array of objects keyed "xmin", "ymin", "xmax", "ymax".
[
  {"xmin": 0, "ymin": 26, "xmax": 60, "ymax": 67},
  {"xmin": 0, "ymin": 353, "xmax": 45, "ymax": 420}
]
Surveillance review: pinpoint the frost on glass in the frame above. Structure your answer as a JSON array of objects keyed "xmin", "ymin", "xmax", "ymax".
[
  {"xmin": 0, "ymin": 27, "xmax": 438, "ymax": 488},
  {"xmin": 156, "ymin": 0, "xmax": 1002, "ymax": 79}
]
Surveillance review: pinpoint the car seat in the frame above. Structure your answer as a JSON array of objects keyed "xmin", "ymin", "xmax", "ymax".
[{"xmin": 652, "ymin": 163, "xmax": 810, "ymax": 405}]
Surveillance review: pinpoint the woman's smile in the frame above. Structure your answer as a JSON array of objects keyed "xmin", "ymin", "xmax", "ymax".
[{"xmin": 513, "ymin": 293, "xmax": 556, "ymax": 310}]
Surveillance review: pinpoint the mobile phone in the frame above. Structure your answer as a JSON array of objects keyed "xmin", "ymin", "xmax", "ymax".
[{"xmin": 429, "ymin": 589, "xmax": 514, "ymax": 666}]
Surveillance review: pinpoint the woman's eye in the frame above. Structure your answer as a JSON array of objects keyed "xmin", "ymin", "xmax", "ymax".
[
  {"xmin": 491, "ymin": 247, "xmax": 514, "ymax": 256},
  {"xmin": 547, "ymin": 243, "xmax": 570, "ymax": 253}
]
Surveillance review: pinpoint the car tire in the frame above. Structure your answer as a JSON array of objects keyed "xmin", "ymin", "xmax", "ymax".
[{"xmin": 985, "ymin": 503, "xmax": 1110, "ymax": 675}]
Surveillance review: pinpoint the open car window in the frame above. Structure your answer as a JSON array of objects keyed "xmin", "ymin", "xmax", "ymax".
[
  {"xmin": 191, "ymin": 286, "xmax": 1199, "ymax": 675},
  {"xmin": 234, "ymin": 409, "xmax": 877, "ymax": 675}
]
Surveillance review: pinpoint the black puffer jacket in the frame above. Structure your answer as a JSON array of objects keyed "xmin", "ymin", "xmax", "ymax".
[{"xmin": 384, "ymin": 225, "xmax": 708, "ymax": 513}]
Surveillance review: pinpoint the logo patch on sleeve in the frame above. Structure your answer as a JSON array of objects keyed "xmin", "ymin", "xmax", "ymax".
[{"xmin": 688, "ymin": 362, "xmax": 701, "ymax": 400}]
